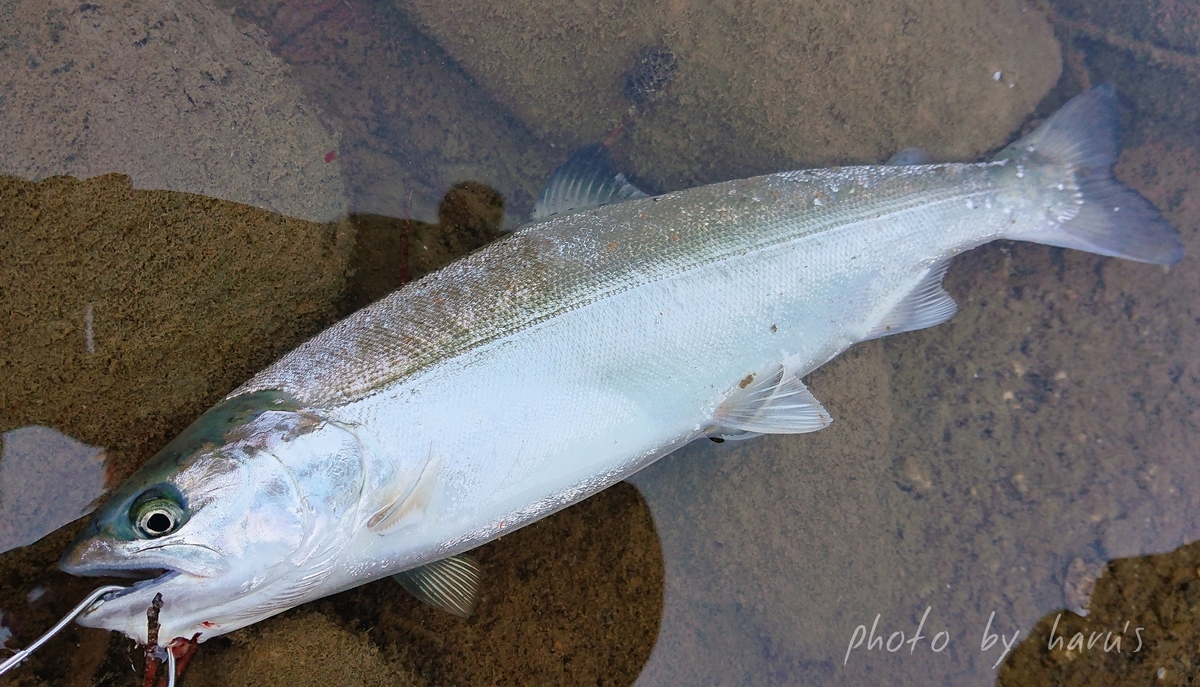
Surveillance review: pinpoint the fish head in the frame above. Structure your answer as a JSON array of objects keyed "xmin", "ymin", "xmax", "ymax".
[{"xmin": 59, "ymin": 391, "xmax": 365, "ymax": 645}]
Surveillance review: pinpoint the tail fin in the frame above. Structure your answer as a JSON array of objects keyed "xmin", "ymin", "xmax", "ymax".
[{"xmin": 997, "ymin": 85, "xmax": 1184, "ymax": 265}]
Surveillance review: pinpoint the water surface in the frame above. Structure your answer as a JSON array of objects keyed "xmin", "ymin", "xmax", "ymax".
[{"xmin": 1, "ymin": 0, "xmax": 1198, "ymax": 685}]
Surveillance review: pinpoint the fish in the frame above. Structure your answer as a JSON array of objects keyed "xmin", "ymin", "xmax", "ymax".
[{"xmin": 59, "ymin": 85, "xmax": 1182, "ymax": 647}]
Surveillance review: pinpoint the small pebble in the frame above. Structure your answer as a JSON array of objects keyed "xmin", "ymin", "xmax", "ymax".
[{"xmin": 1063, "ymin": 558, "xmax": 1105, "ymax": 616}]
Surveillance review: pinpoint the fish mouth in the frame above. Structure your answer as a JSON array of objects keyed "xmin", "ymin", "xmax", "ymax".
[
  {"xmin": 93, "ymin": 567, "xmax": 170, "ymax": 581},
  {"xmin": 99, "ymin": 569, "xmax": 183, "ymax": 601}
]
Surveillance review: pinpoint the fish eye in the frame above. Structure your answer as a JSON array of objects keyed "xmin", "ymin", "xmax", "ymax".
[
  {"xmin": 137, "ymin": 507, "xmax": 178, "ymax": 536},
  {"xmin": 129, "ymin": 485, "xmax": 188, "ymax": 539}
]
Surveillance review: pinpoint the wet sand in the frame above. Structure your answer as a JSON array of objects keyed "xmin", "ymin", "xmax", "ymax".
[{"xmin": 400, "ymin": 0, "xmax": 1060, "ymax": 190}]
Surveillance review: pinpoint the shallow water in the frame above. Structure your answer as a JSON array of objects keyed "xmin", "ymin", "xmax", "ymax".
[
  {"xmin": 2, "ymin": 0, "xmax": 1199, "ymax": 685},
  {"xmin": 0, "ymin": 427, "xmax": 106, "ymax": 555}
]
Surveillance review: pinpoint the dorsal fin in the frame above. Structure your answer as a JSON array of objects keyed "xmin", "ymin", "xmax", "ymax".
[
  {"xmin": 865, "ymin": 259, "xmax": 957, "ymax": 340},
  {"xmin": 392, "ymin": 554, "xmax": 482, "ymax": 617},
  {"xmin": 708, "ymin": 365, "xmax": 832, "ymax": 440},
  {"xmin": 886, "ymin": 147, "xmax": 931, "ymax": 165},
  {"xmin": 529, "ymin": 143, "xmax": 648, "ymax": 222}
]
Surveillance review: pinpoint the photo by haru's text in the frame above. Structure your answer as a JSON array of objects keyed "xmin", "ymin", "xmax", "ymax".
[{"xmin": 844, "ymin": 608, "xmax": 1020, "ymax": 670}]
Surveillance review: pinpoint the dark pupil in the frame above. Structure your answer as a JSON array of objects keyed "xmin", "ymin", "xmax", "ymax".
[{"xmin": 146, "ymin": 512, "xmax": 173, "ymax": 533}]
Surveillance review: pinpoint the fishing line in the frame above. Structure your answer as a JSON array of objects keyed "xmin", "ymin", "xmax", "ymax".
[{"xmin": 0, "ymin": 584, "xmax": 127, "ymax": 676}]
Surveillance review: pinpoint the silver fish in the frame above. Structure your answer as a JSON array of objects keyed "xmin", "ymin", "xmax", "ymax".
[{"xmin": 59, "ymin": 86, "xmax": 1181, "ymax": 646}]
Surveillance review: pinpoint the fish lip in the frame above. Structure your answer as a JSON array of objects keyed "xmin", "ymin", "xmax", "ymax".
[{"xmin": 60, "ymin": 536, "xmax": 228, "ymax": 578}]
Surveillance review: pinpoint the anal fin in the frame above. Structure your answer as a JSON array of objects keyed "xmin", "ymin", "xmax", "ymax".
[
  {"xmin": 865, "ymin": 259, "xmax": 957, "ymax": 340},
  {"xmin": 393, "ymin": 553, "xmax": 482, "ymax": 618},
  {"xmin": 708, "ymin": 366, "xmax": 832, "ymax": 439}
]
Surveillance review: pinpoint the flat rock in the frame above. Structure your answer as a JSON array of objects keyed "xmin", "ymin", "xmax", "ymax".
[{"xmin": 0, "ymin": 0, "xmax": 346, "ymax": 222}]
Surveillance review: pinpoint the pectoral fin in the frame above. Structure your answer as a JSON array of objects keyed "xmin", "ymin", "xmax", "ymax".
[
  {"xmin": 368, "ymin": 448, "xmax": 441, "ymax": 535},
  {"xmin": 708, "ymin": 366, "xmax": 832, "ymax": 440},
  {"xmin": 392, "ymin": 554, "xmax": 482, "ymax": 618}
]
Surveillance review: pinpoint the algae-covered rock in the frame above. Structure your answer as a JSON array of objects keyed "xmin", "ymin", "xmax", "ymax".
[
  {"xmin": 186, "ymin": 611, "xmax": 426, "ymax": 687},
  {"xmin": 999, "ymin": 539, "xmax": 1200, "ymax": 686},
  {"xmin": 0, "ymin": 173, "xmax": 354, "ymax": 479}
]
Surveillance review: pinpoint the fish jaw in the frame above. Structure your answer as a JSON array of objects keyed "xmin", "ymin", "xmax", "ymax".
[
  {"xmin": 69, "ymin": 572, "xmax": 211, "ymax": 645},
  {"xmin": 67, "ymin": 556, "xmax": 316, "ymax": 645},
  {"xmin": 59, "ymin": 537, "xmax": 228, "ymax": 643}
]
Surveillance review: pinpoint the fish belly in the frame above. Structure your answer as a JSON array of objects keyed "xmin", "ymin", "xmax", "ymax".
[{"xmin": 329, "ymin": 198, "xmax": 992, "ymax": 583}]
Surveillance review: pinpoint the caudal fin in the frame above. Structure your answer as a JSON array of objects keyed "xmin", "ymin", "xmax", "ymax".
[{"xmin": 997, "ymin": 85, "xmax": 1184, "ymax": 265}]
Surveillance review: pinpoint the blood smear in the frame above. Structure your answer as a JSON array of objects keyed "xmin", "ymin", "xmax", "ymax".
[{"xmin": 324, "ymin": 150, "xmax": 336, "ymax": 163}]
